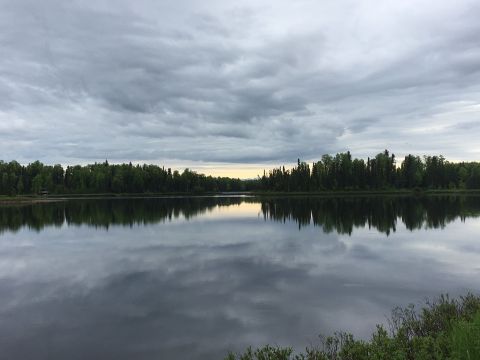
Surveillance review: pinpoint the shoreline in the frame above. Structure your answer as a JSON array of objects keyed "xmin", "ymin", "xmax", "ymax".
[
  {"xmin": 2, "ymin": 188, "xmax": 480, "ymax": 204},
  {"xmin": 226, "ymin": 293, "xmax": 480, "ymax": 360},
  {"xmin": 251, "ymin": 188, "xmax": 480, "ymax": 197}
]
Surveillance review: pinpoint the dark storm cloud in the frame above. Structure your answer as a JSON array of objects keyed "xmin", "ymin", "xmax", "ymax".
[{"xmin": 1, "ymin": 0, "xmax": 480, "ymax": 168}]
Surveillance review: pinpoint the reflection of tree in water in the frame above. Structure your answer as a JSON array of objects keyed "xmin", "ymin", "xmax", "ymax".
[
  {"xmin": 1, "ymin": 196, "xmax": 480, "ymax": 235},
  {"xmin": 0, "ymin": 197, "xmax": 244, "ymax": 233},
  {"xmin": 259, "ymin": 196, "xmax": 480, "ymax": 235}
]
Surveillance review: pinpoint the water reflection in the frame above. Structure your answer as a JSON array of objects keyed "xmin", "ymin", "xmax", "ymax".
[
  {"xmin": 1, "ymin": 195, "xmax": 480, "ymax": 235},
  {"xmin": 0, "ymin": 197, "xmax": 245, "ymax": 233},
  {"xmin": 0, "ymin": 196, "xmax": 479, "ymax": 360},
  {"xmin": 260, "ymin": 195, "xmax": 480, "ymax": 234}
]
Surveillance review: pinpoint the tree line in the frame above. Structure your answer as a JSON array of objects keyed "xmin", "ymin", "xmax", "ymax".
[
  {"xmin": 260, "ymin": 150, "xmax": 480, "ymax": 191},
  {"xmin": 0, "ymin": 160, "xmax": 254, "ymax": 195},
  {"xmin": 2, "ymin": 150, "xmax": 480, "ymax": 195}
]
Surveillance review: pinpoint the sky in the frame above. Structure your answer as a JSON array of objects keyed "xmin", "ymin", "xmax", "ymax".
[{"xmin": 1, "ymin": 0, "xmax": 480, "ymax": 178}]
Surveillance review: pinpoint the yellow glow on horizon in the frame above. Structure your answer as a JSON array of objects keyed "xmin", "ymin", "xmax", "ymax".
[
  {"xmin": 197, "ymin": 167, "xmax": 264, "ymax": 179},
  {"xmin": 184, "ymin": 162, "xmax": 298, "ymax": 179}
]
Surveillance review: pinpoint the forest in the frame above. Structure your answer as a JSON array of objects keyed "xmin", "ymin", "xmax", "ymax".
[
  {"xmin": 259, "ymin": 150, "xmax": 480, "ymax": 191},
  {"xmin": 1, "ymin": 150, "xmax": 480, "ymax": 195},
  {"xmin": 0, "ymin": 161, "xmax": 252, "ymax": 195}
]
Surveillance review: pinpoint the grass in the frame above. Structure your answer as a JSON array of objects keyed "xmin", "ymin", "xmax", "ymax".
[
  {"xmin": 450, "ymin": 311, "xmax": 480, "ymax": 360},
  {"xmin": 225, "ymin": 294, "xmax": 480, "ymax": 360}
]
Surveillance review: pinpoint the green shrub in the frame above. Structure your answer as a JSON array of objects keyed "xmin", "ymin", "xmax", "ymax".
[
  {"xmin": 225, "ymin": 294, "xmax": 480, "ymax": 360},
  {"xmin": 450, "ymin": 311, "xmax": 480, "ymax": 360}
]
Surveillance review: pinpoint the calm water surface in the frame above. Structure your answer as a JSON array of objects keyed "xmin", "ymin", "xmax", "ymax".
[{"xmin": 0, "ymin": 196, "xmax": 479, "ymax": 359}]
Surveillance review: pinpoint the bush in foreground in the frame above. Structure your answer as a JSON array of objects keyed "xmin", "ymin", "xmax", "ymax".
[{"xmin": 225, "ymin": 294, "xmax": 480, "ymax": 360}]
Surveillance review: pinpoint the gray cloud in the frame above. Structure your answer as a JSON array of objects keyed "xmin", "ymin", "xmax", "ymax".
[{"xmin": 1, "ymin": 0, "xmax": 480, "ymax": 170}]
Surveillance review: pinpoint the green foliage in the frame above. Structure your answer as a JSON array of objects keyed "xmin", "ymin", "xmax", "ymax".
[
  {"xmin": 260, "ymin": 150, "xmax": 480, "ymax": 192},
  {"xmin": 226, "ymin": 294, "xmax": 480, "ymax": 360},
  {"xmin": 226, "ymin": 345, "xmax": 294, "ymax": 360},
  {"xmin": 3, "ymin": 150, "xmax": 480, "ymax": 195},
  {"xmin": 0, "ymin": 160, "xmax": 255, "ymax": 195},
  {"xmin": 450, "ymin": 311, "xmax": 480, "ymax": 360}
]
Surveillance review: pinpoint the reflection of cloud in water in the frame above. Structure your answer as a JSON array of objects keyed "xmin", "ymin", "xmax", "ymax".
[{"xmin": 0, "ymin": 197, "xmax": 479, "ymax": 359}]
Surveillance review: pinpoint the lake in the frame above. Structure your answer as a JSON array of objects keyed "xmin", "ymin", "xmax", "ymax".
[{"xmin": 0, "ymin": 195, "xmax": 479, "ymax": 359}]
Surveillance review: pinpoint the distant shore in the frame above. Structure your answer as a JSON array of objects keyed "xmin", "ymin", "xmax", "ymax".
[
  {"xmin": 0, "ymin": 196, "xmax": 67, "ymax": 205},
  {"xmin": 2, "ymin": 188, "xmax": 480, "ymax": 205},
  {"xmin": 0, "ymin": 192, "xmax": 251, "ymax": 204},
  {"xmin": 251, "ymin": 188, "xmax": 480, "ymax": 197}
]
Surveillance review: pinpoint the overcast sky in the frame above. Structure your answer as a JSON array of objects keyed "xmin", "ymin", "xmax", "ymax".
[{"xmin": 1, "ymin": 0, "xmax": 479, "ymax": 177}]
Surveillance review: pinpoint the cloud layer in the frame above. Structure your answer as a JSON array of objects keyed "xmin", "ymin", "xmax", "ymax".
[{"xmin": 1, "ymin": 0, "xmax": 480, "ymax": 174}]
